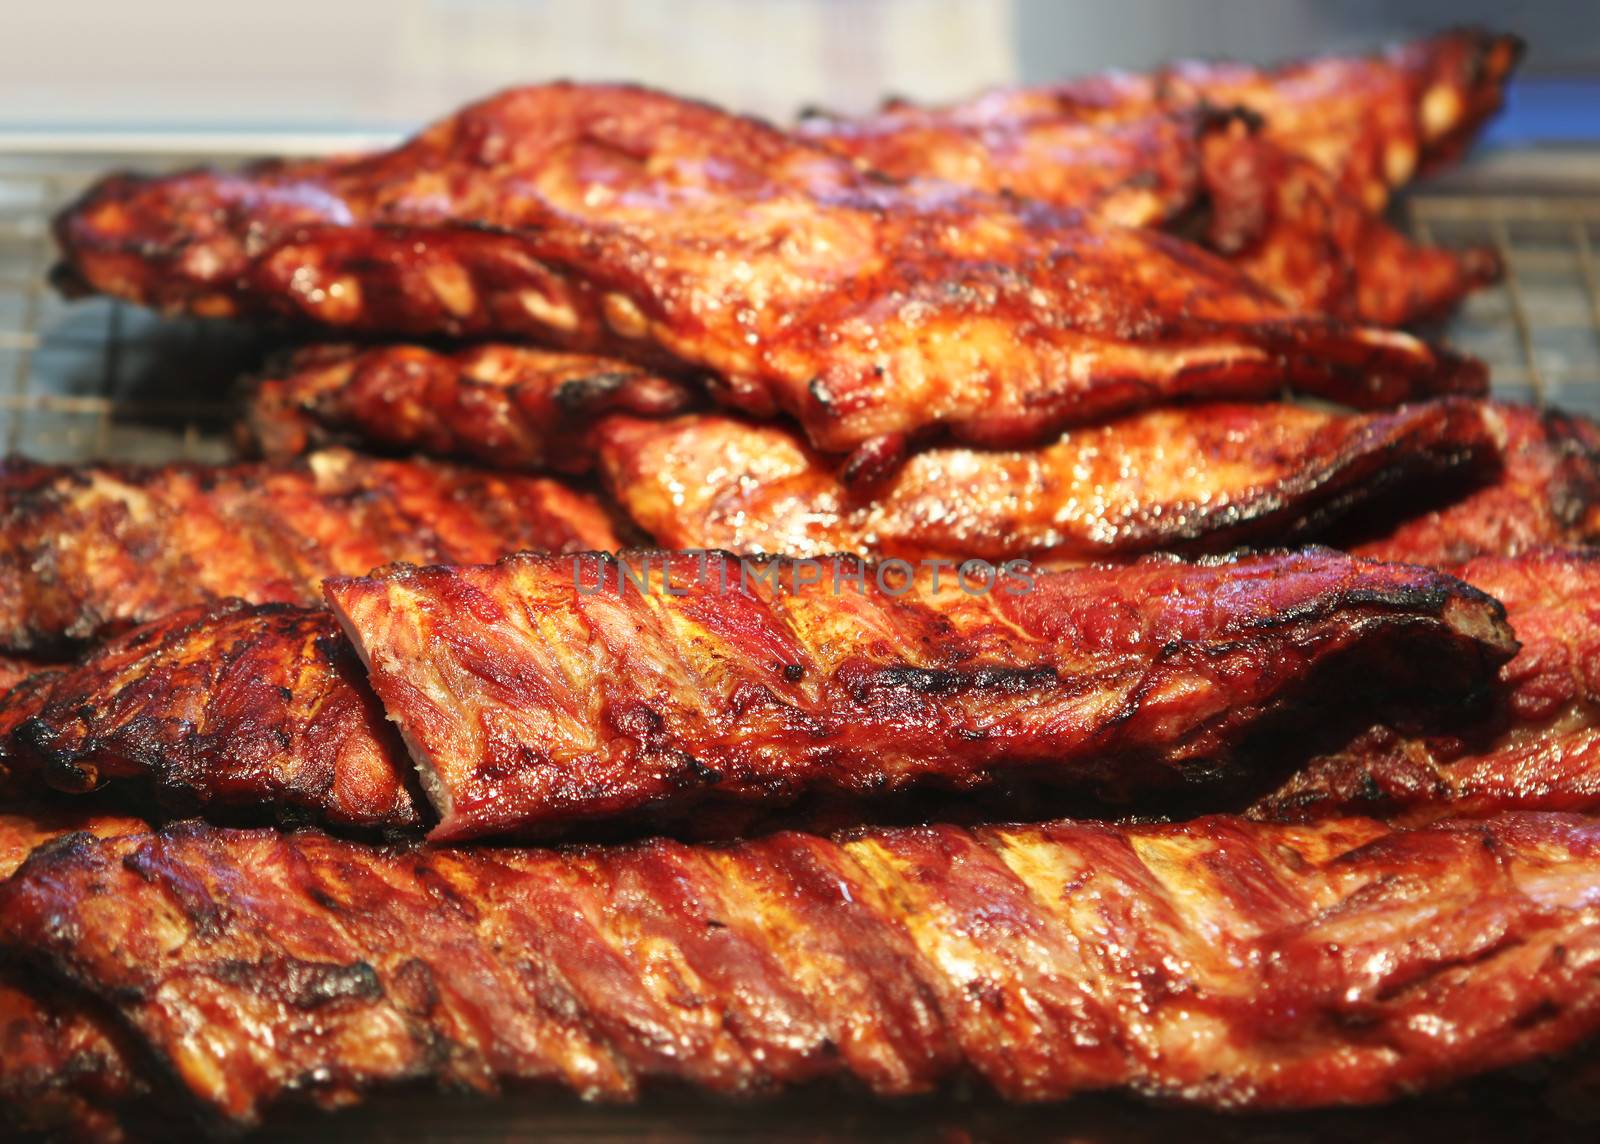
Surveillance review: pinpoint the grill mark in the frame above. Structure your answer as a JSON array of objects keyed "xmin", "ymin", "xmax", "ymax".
[
  {"xmin": 0, "ymin": 603, "xmax": 419, "ymax": 830},
  {"xmin": 1251, "ymin": 551, "xmax": 1600, "ymax": 826},
  {"xmin": 0, "ymin": 450, "xmax": 620, "ymax": 655},
  {"xmin": 324, "ymin": 549, "xmax": 1513, "ymax": 839},
  {"xmin": 4, "ymin": 811, "xmax": 1597, "ymax": 1132}
]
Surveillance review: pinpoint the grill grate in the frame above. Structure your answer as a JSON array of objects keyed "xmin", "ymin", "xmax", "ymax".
[
  {"xmin": 1407, "ymin": 190, "xmax": 1600, "ymax": 410},
  {"xmin": 0, "ymin": 151, "xmax": 285, "ymax": 464},
  {"xmin": 2, "ymin": 147, "xmax": 1600, "ymax": 465}
]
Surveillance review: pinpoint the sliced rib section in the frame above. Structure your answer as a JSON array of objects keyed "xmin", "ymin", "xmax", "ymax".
[
  {"xmin": 0, "ymin": 602, "xmax": 417, "ymax": 830},
  {"xmin": 325, "ymin": 549, "xmax": 1514, "ymax": 839},
  {"xmin": 597, "ymin": 400, "xmax": 1496, "ymax": 561},
  {"xmin": 0, "ymin": 448, "xmax": 619, "ymax": 653},
  {"xmin": 2, "ymin": 811, "xmax": 1599, "ymax": 1130},
  {"xmin": 244, "ymin": 343, "xmax": 696, "ymax": 472}
]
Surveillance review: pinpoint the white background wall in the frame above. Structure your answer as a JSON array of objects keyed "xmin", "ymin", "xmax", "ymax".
[
  {"xmin": 0, "ymin": 0, "xmax": 1594, "ymax": 136},
  {"xmin": 0, "ymin": 0, "xmax": 1015, "ymax": 131}
]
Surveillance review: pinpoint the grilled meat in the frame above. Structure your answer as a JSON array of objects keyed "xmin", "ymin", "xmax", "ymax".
[
  {"xmin": 0, "ymin": 808, "xmax": 145, "ymax": 878},
  {"xmin": 0, "ymin": 602, "xmax": 418, "ymax": 830},
  {"xmin": 0, "ymin": 810, "xmax": 149, "ymax": 1142},
  {"xmin": 53, "ymin": 84, "xmax": 1481, "ymax": 472},
  {"xmin": 1145, "ymin": 28, "xmax": 1522, "ymax": 212},
  {"xmin": 323, "ymin": 549, "xmax": 1513, "ymax": 840},
  {"xmin": 1255, "ymin": 551, "xmax": 1600, "ymax": 824},
  {"xmin": 799, "ymin": 89, "xmax": 1216, "ymax": 230},
  {"xmin": 808, "ymin": 30, "xmax": 1517, "ymax": 220},
  {"xmin": 1261, "ymin": 723, "xmax": 1600, "ymax": 831},
  {"xmin": 596, "ymin": 399, "xmax": 1496, "ymax": 562},
  {"xmin": 0, "ymin": 548, "xmax": 1515, "ymax": 840},
  {"xmin": 804, "ymin": 31, "xmax": 1514, "ymax": 325},
  {"xmin": 0, "ymin": 447, "xmax": 620, "ymax": 653},
  {"xmin": 1152, "ymin": 28, "xmax": 1517, "ymax": 320},
  {"xmin": 5, "ymin": 811, "xmax": 1600, "ymax": 1131},
  {"xmin": 0, "ymin": 672, "xmax": 65, "ymax": 798},
  {"xmin": 1192, "ymin": 124, "xmax": 1500, "ymax": 326},
  {"xmin": 0, "ymin": 654, "xmax": 57, "ymax": 696},
  {"xmin": 1352, "ymin": 405, "xmax": 1600, "ymax": 565},
  {"xmin": 245, "ymin": 343, "xmax": 697, "ymax": 472}
]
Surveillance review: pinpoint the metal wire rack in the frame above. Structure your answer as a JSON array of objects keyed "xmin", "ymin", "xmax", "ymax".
[
  {"xmin": 3, "ymin": 145, "xmax": 1600, "ymax": 466},
  {"xmin": 1407, "ymin": 183, "xmax": 1600, "ymax": 412}
]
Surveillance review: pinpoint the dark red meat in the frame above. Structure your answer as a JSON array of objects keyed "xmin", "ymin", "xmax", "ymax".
[
  {"xmin": 324, "ymin": 549, "xmax": 1513, "ymax": 839},
  {"xmin": 3, "ymin": 811, "xmax": 1600, "ymax": 1130},
  {"xmin": 53, "ymin": 84, "xmax": 1481, "ymax": 472},
  {"xmin": 0, "ymin": 448, "xmax": 620, "ymax": 653}
]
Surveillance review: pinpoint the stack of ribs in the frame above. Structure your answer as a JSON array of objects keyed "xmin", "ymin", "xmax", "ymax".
[{"xmin": 12, "ymin": 26, "xmax": 1600, "ymax": 1138}]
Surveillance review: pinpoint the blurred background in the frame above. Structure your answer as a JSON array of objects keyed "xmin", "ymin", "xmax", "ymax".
[{"xmin": 0, "ymin": 0, "xmax": 1596, "ymax": 145}]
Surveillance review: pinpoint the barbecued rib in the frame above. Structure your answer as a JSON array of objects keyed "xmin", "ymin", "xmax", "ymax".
[
  {"xmin": 0, "ymin": 672, "xmax": 63, "ymax": 799},
  {"xmin": 808, "ymin": 30, "xmax": 1517, "ymax": 221},
  {"xmin": 1149, "ymin": 28, "xmax": 1522, "ymax": 213},
  {"xmin": 0, "ymin": 808, "xmax": 145, "ymax": 879},
  {"xmin": 596, "ymin": 399, "xmax": 1496, "ymax": 562},
  {"xmin": 803, "ymin": 34, "xmax": 1512, "ymax": 326},
  {"xmin": 0, "ymin": 654, "xmax": 56, "ymax": 696},
  {"xmin": 0, "ymin": 810, "xmax": 149, "ymax": 1142},
  {"xmin": 1193, "ymin": 125, "xmax": 1501, "ymax": 326},
  {"xmin": 1255, "ymin": 551, "xmax": 1600, "ymax": 825},
  {"xmin": 0, "ymin": 602, "xmax": 418, "ymax": 830},
  {"xmin": 799, "ymin": 90, "xmax": 1216, "ymax": 230},
  {"xmin": 0, "ymin": 447, "xmax": 620, "ymax": 654},
  {"xmin": 323, "ymin": 548, "xmax": 1513, "ymax": 840},
  {"xmin": 1352, "ymin": 404, "xmax": 1600, "ymax": 566},
  {"xmin": 244, "ymin": 343, "xmax": 698, "ymax": 472},
  {"xmin": 4, "ymin": 810, "xmax": 1600, "ymax": 1132},
  {"xmin": 52, "ymin": 84, "xmax": 1481, "ymax": 471}
]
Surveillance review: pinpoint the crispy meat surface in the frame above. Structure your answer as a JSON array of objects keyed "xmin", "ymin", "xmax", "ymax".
[
  {"xmin": 1148, "ymin": 28, "xmax": 1521, "ymax": 212},
  {"xmin": 1352, "ymin": 404, "xmax": 1600, "ymax": 565},
  {"xmin": 323, "ymin": 549, "xmax": 1513, "ymax": 840},
  {"xmin": 245, "ymin": 343, "xmax": 697, "ymax": 472},
  {"xmin": 0, "ymin": 808, "xmax": 146, "ymax": 879},
  {"xmin": 809, "ymin": 30, "xmax": 1517, "ymax": 219},
  {"xmin": 0, "ymin": 602, "xmax": 418, "ymax": 830},
  {"xmin": 0, "ymin": 654, "xmax": 57, "ymax": 696},
  {"xmin": 53, "ymin": 84, "xmax": 1480, "ymax": 469},
  {"xmin": 0, "ymin": 447, "xmax": 619, "ymax": 653},
  {"xmin": 1255, "ymin": 551, "xmax": 1600, "ymax": 824},
  {"xmin": 596, "ymin": 399, "xmax": 1496, "ymax": 562},
  {"xmin": 805, "ymin": 33, "xmax": 1512, "ymax": 325},
  {"xmin": 1194, "ymin": 125, "xmax": 1500, "ymax": 326},
  {"xmin": 0, "ymin": 810, "xmax": 149, "ymax": 1141},
  {"xmin": 0, "ymin": 672, "xmax": 64, "ymax": 799},
  {"xmin": 800, "ymin": 90, "xmax": 1215, "ymax": 230},
  {"xmin": 5, "ymin": 812, "xmax": 1600, "ymax": 1131}
]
